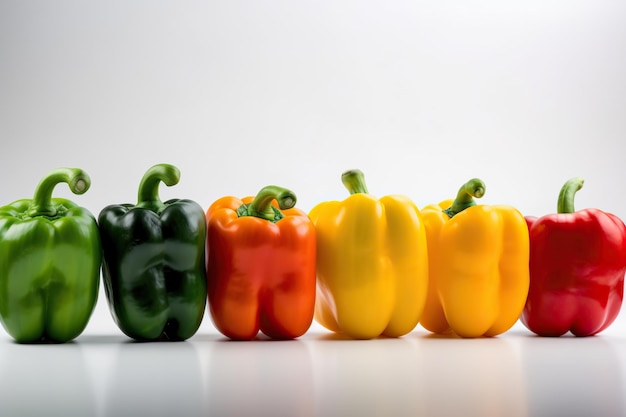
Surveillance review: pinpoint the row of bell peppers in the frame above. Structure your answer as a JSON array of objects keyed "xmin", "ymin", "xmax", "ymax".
[{"xmin": 0, "ymin": 164, "xmax": 624, "ymax": 343}]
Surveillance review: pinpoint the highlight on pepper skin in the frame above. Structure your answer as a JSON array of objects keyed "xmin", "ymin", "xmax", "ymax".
[
  {"xmin": 0, "ymin": 167, "xmax": 101, "ymax": 343},
  {"xmin": 98, "ymin": 163, "xmax": 207, "ymax": 342},
  {"xmin": 521, "ymin": 177, "xmax": 626, "ymax": 337},
  {"xmin": 205, "ymin": 185, "xmax": 317, "ymax": 340},
  {"xmin": 419, "ymin": 178, "xmax": 530, "ymax": 338},
  {"xmin": 309, "ymin": 169, "xmax": 429, "ymax": 340}
]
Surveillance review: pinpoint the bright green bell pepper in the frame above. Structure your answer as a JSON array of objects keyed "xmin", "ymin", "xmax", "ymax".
[{"xmin": 0, "ymin": 168, "xmax": 101, "ymax": 343}]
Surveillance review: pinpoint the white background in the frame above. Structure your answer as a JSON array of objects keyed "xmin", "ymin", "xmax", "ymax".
[{"xmin": 1, "ymin": 1, "xmax": 626, "ymax": 416}]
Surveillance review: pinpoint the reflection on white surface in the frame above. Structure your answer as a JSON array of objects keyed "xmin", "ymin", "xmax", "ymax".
[
  {"xmin": 414, "ymin": 333, "xmax": 527, "ymax": 417},
  {"xmin": 207, "ymin": 337, "xmax": 314, "ymax": 417},
  {"xmin": 103, "ymin": 339, "xmax": 206, "ymax": 416},
  {"xmin": 310, "ymin": 333, "xmax": 425, "ymax": 417},
  {"xmin": 0, "ymin": 323, "xmax": 625, "ymax": 416},
  {"xmin": 309, "ymin": 331, "xmax": 527, "ymax": 417},
  {"xmin": 0, "ymin": 341, "xmax": 95, "ymax": 416},
  {"xmin": 520, "ymin": 334, "xmax": 624, "ymax": 417}
]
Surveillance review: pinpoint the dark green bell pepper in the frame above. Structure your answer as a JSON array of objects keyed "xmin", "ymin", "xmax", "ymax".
[
  {"xmin": 0, "ymin": 168, "xmax": 101, "ymax": 343},
  {"xmin": 98, "ymin": 163, "xmax": 207, "ymax": 341}
]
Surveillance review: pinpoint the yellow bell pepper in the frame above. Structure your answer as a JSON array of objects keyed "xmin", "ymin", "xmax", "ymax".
[
  {"xmin": 309, "ymin": 169, "xmax": 429, "ymax": 339},
  {"xmin": 420, "ymin": 178, "xmax": 529, "ymax": 338}
]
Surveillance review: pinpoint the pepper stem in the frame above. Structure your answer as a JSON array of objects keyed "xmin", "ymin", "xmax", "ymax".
[
  {"xmin": 444, "ymin": 178, "xmax": 486, "ymax": 218},
  {"xmin": 557, "ymin": 177, "xmax": 584, "ymax": 214},
  {"xmin": 342, "ymin": 169, "xmax": 369, "ymax": 195},
  {"xmin": 28, "ymin": 168, "xmax": 91, "ymax": 217},
  {"xmin": 137, "ymin": 164, "xmax": 180, "ymax": 211},
  {"xmin": 237, "ymin": 185, "xmax": 296, "ymax": 223}
]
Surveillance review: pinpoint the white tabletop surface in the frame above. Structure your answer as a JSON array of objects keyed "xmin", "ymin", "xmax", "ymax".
[{"xmin": 0, "ymin": 297, "xmax": 624, "ymax": 417}]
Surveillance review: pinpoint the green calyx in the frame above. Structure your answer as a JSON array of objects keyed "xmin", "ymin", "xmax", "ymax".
[
  {"xmin": 27, "ymin": 168, "xmax": 91, "ymax": 218},
  {"xmin": 342, "ymin": 169, "xmax": 369, "ymax": 195},
  {"xmin": 136, "ymin": 164, "xmax": 180, "ymax": 212},
  {"xmin": 443, "ymin": 178, "xmax": 486, "ymax": 218},
  {"xmin": 237, "ymin": 185, "xmax": 297, "ymax": 223},
  {"xmin": 557, "ymin": 177, "xmax": 584, "ymax": 214}
]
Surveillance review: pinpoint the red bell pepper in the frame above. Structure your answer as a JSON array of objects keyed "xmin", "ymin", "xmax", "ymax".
[
  {"xmin": 206, "ymin": 185, "xmax": 316, "ymax": 340},
  {"xmin": 521, "ymin": 177, "xmax": 626, "ymax": 336}
]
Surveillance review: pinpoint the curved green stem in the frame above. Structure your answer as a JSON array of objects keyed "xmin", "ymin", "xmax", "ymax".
[
  {"xmin": 237, "ymin": 185, "xmax": 296, "ymax": 223},
  {"xmin": 443, "ymin": 178, "xmax": 486, "ymax": 218},
  {"xmin": 137, "ymin": 164, "xmax": 180, "ymax": 211},
  {"xmin": 28, "ymin": 168, "xmax": 91, "ymax": 217},
  {"xmin": 557, "ymin": 177, "xmax": 584, "ymax": 214},
  {"xmin": 342, "ymin": 169, "xmax": 369, "ymax": 195}
]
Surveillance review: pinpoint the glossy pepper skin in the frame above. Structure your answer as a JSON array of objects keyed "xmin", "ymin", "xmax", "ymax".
[
  {"xmin": 309, "ymin": 169, "xmax": 428, "ymax": 339},
  {"xmin": 206, "ymin": 185, "xmax": 316, "ymax": 340},
  {"xmin": 521, "ymin": 177, "xmax": 626, "ymax": 337},
  {"xmin": 420, "ymin": 179, "xmax": 529, "ymax": 338},
  {"xmin": 99, "ymin": 164, "xmax": 207, "ymax": 341},
  {"xmin": 0, "ymin": 168, "xmax": 101, "ymax": 343}
]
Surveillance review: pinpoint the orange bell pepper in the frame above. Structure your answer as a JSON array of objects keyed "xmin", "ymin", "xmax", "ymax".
[{"xmin": 206, "ymin": 185, "xmax": 316, "ymax": 340}]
